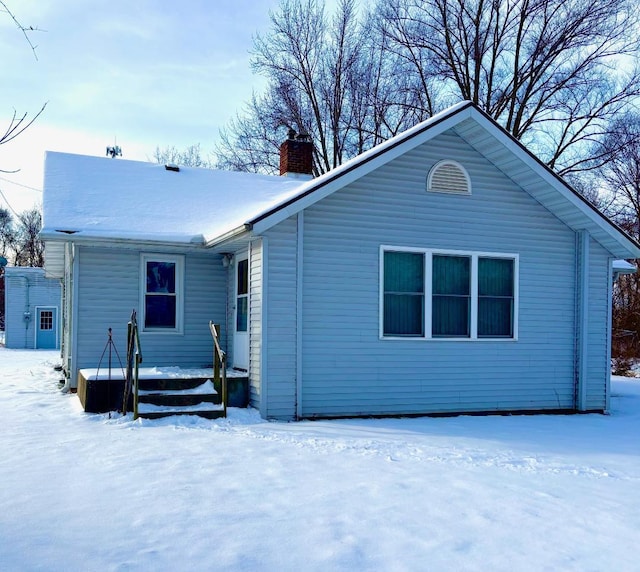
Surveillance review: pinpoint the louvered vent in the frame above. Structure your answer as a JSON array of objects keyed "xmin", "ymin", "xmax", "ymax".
[{"xmin": 427, "ymin": 161, "xmax": 471, "ymax": 194}]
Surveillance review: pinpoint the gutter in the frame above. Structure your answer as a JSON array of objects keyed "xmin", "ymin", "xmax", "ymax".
[
  {"xmin": 204, "ymin": 224, "xmax": 253, "ymax": 248},
  {"xmin": 40, "ymin": 231, "xmax": 206, "ymax": 250}
]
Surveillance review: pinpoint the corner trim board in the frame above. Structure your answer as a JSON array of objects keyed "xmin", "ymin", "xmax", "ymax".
[
  {"xmin": 258, "ymin": 237, "xmax": 269, "ymax": 417},
  {"xmin": 577, "ymin": 230, "xmax": 589, "ymax": 411},
  {"xmin": 296, "ymin": 212, "xmax": 304, "ymax": 419}
]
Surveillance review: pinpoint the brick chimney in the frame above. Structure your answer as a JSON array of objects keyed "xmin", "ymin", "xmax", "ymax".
[{"xmin": 279, "ymin": 129, "xmax": 313, "ymax": 179}]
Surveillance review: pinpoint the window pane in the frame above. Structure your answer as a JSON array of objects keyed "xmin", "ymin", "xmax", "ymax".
[
  {"xmin": 384, "ymin": 252, "xmax": 424, "ymax": 293},
  {"xmin": 433, "ymin": 255, "xmax": 470, "ymax": 295},
  {"xmin": 384, "ymin": 294, "xmax": 424, "ymax": 336},
  {"xmin": 146, "ymin": 262, "xmax": 176, "ymax": 294},
  {"xmin": 478, "ymin": 298, "xmax": 513, "ymax": 337},
  {"xmin": 383, "ymin": 251, "xmax": 424, "ymax": 336},
  {"xmin": 145, "ymin": 295, "xmax": 176, "ymax": 328},
  {"xmin": 479, "ymin": 258, "xmax": 513, "ymax": 296},
  {"xmin": 236, "ymin": 296, "xmax": 248, "ymax": 332},
  {"xmin": 237, "ymin": 259, "xmax": 248, "ymax": 296},
  {"xmin": 478, "ymin": 258, "xmax": 514, "ymax": 337},
  {"xmin": 432, "ymin": 296, "xmax": 470, "ymax": 337},
  {"xmin": 432, "ymin": 255, "xmax": 470, "ymax": 337}
]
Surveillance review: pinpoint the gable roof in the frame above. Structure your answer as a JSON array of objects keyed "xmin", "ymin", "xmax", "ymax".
[
  {"xmin": 41, "ymin": 151, "xmax": 303, "ymax": 245},
  {"xmin": 239, "ymin": 101, "xmax": 640, "ymax": 259}
]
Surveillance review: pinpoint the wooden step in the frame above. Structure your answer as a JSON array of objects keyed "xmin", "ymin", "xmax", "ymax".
[
  {"xmin": 137, "ymin": 377, "xmax": 212, "ymax": 391},
  {"xmin": 139, "ymin": 410, "xmax": 226, "ymax": 420},
  {"xmin": 136, "ymin": 402, "xmax": 226, "ymax": 420},
  {"xmin": 136, "ymin": 378, "xmax": 223, "ymax": 419}
]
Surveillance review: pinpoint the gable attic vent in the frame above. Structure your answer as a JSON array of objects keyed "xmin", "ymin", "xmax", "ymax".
[{"xmin": 427, "ymin": 160, "xmax": 471, "ymax": 195}]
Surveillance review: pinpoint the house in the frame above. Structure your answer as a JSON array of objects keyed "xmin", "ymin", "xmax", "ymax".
[
  {"xmin": 4, "ymin": 266, "xmax": 61, "ymax": 349},
  {"xmin": 41, "ymin": 101, "xmax": 640, "ymax": 419}
]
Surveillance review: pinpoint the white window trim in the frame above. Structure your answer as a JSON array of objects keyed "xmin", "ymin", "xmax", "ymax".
[
  {"xmin": 379, "ymin": 246, "xmax": 519, "ymax": 341},
  {"xmin": 139, "ymin": 253, "xmax": 185, "ymax": 335},
  {"xmin": 427, "ymin": 160, "xmax": 472, "ymax": 195}
]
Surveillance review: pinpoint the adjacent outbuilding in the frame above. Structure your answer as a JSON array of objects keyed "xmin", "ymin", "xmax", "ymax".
[{"xmin": 4, "ymin": 267, "xmax": 61, "ymax": 349}]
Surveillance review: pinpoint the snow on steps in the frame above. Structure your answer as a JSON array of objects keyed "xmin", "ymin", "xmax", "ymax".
[
  {"xmin": 136, "ymin": 378, "xmax": 225, "ymax": 420},
  {"xmin": 79, "ymin": 366, "xmax": 248, "ymax": 419}
]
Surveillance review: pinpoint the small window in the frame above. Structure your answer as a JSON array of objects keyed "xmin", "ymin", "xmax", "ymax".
[
  {"xmin": 427, "ymin": 160, "xmax": 471, "ymax": 194},
  {"xmin": 140, "ymin": 254, "xmax": 184, "ymax": 333},
  {"xmin": 236, "ymin": 258, "xmax": 249, "ymax": 332},
  {"xmin": 40, "ymin": 310, "xmax": 53, "ymax": 331}
]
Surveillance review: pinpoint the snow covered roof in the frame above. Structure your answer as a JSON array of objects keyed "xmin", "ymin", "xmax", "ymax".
[{"xmin": 41, "ymin": 152, "xmax": 303, "ymax": 245}]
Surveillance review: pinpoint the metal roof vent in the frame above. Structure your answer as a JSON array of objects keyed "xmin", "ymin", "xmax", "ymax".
[
  {"xmin": 427, "ymin": 160, "xmax": 471, "ymax": 195},
  {"xmin": 165, "ymin": 163, "xmax": 180, "ymax": 172}
]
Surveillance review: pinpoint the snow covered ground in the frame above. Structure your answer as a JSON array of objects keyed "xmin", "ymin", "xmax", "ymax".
[{"xmin": 1, "ymin": 349, "xmax": 639, "ymax": 571}]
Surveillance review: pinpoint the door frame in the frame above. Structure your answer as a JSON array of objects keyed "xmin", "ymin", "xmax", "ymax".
[
  {"xmin": 233, "ymin": 252, "xmax": 250, "ymax": 370},
  {"xmin": 34, "ymin": 305, "xmax": 59, "ymax": 349}
]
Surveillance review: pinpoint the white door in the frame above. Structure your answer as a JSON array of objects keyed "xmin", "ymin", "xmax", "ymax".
[{"xmin": 233, "ymin": 254, "xmax": 249, "ymax": 370}]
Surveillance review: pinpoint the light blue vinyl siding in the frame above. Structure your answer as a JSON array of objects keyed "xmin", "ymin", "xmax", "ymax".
[
  {"xmin": 263, "ymin": 218, "xmax": 298, "ymax": 420},
  {"xmin": 248, "ymin": 240, "xmax": 262, "ymax": 408},
  {"xmin": 265, "ymin": 129, "xmax": 597, "ymax": 418},
  {"xmin": 74, "ymin": 246, "xmax": 226, "ymax": 379}
]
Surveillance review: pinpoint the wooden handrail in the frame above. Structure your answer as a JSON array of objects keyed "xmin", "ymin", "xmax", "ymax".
[
  {"xmin": 122, "ymin": 309, "xmax": 143, "ymax": 419},
  {"xmin": 132, "ymin": 311, "xmax": 142, "ymax": 419},
  {"xmin": 209, "ymin": 321, "xmax": 227, "ymax": 417}
]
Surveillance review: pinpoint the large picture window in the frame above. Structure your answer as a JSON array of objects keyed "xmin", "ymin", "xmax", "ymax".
[
  {"xmin": 381, "ymin": 247, "xmax": 517, "ymax": 340},
  {"xmin": 140, "ymin": 254, "xmax": 184, "ymax": 333}
]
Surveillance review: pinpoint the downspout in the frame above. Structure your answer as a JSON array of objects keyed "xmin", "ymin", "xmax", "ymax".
[
  {"xmin": 296, "ymin": 212, "xmax": 304, "ymax": 420},
  {"xmin": 259, "ymin": 237, "xmax": 269, "ymax": 418},
  {"xmin": 576, "ymin": 230, "xmax": 589, "ymax": 411},
  {"xmin": 64, "ymin": 244, "xmax": 80, "ymax": 392},
  {"xmin": 605, "ymin": 259, "xmax": 614, "ymax": 413}
]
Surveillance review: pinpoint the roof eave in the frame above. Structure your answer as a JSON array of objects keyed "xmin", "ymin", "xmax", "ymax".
[
  {"xmin": 40, "ymin": 229, "xmax": 206, "ymax": 249},
  {"xmin": 462, "ymin": 108, "xmax": 640, "ymax": 259},
  {"xmin": 204, "ymin": 224, "xmax": 253, "ymax": 248}
]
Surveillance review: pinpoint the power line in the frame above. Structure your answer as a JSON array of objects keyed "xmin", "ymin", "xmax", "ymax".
[
  {"xmin": 0, "ymin": 187, "xmax": 23, "ymax": 218},
  {"xmin": 0, "ymin": 176, "xmax": 42, "ymax": 193}
]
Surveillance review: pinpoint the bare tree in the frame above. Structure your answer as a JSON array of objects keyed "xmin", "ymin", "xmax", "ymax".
[
  {"xmin": 0, "ymin": 208, "xmax": 16, "ymax": 257},
  {"xmin": 152, "ymin": 143, "xmax": 214, "ymax": 168},
  {"xmin": 379, "ymin": 0, "xmax": 640, "ymax": 175},
  {"xmin": 217, "ymin": 0, "xmax": 640, "ymax": 178},
  {"xmin": 216, "ymin": 0, "xmax": 415, "ymax": 175},
  {"xmin": 592, "ymin": 114, "xmax": 640, "ymax": 234},
  {"xmin": 0, "ymin": 2, "xmax": 47, "ymax": 172},
  {"xmin": 13, "ymin": 208, "xmax": 43, "ymax": 268}
]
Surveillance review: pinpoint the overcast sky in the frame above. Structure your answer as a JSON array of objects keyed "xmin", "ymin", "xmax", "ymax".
[{"xmin": 0, "ymin": 0, "xmax": 284, "ymax": 214}]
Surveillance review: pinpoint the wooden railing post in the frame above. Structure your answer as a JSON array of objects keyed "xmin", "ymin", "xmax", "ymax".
[
  {"xmin": 214, "ymin": 323, "xmax": 220, "ymax": 384},
  {"xmin": 209, "ymin": 321, "xmax": 227, "ymax": 418}
]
